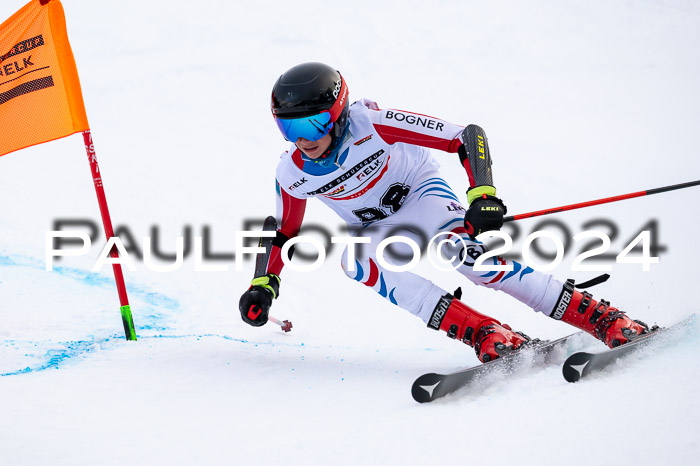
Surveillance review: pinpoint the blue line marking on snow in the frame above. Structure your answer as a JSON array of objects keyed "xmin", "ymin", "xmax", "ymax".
[
  {"xmin": 0, "ymin": 332, "xmax": 323, "ymax": 377},
  {"xmin": 0, "ymin": 253, "xmax": 180, "ymax": 311},
  {"xmin": 0, "ymin": 252, "xmax": 181, "ymax": 376},
  {"xmin": 0, "ymin": 255, "xmax": 18, "ymax": 266},
  {"xmin": 0, "ymin": 336, "xmax": 119, "ymax": 377}
]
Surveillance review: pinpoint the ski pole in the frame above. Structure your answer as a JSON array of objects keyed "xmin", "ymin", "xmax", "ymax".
[
  {"xmin": 504, "ymin": 179, "xmax": 700, "ymax": 222},
  {"xmin": 269, "ymin": 315, "xmax": 293, "ymax": 333},
  {"xmin": 252, "ymin": 216, "xmax": 293, "ymax": 333}
]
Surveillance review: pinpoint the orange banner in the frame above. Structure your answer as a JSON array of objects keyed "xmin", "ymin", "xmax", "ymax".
[{"xmin": 0, "ymin": 0, "xmax": 89, "ymax": 157}]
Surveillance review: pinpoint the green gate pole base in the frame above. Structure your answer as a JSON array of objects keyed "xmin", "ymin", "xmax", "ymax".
[{"xmin": 120, "ymin": 305, "xmax": 137, "ymax": 341}]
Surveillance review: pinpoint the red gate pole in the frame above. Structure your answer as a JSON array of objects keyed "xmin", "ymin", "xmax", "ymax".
[
  {"xmin": 82, "ymin": 130, "xmax": 136, "ymax": 340},
  {"xmin": 504, "ymin": 179, "xmax": 700, "ymax": 222}
]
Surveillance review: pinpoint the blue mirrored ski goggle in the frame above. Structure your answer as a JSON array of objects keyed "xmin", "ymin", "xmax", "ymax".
[{"xmin": 274, "ymin": 111, "xmax": 334, "ymax": 142}]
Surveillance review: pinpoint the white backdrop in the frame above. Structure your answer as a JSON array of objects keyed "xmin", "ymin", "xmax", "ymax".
[{"xmin": 1, "ymin": 1, "xmax": 699, "ymax": 465}]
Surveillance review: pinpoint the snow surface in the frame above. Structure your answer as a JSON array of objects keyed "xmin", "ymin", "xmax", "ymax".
[{"xmin": 1, "ymin": 0, "xmax": 700, "ymax": 464}]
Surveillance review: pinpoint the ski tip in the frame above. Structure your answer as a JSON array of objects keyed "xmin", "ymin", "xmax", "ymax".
[
  {"xmin": 411, "ymin": 373, "xmax": 443, "ymax": 403},
  {"xmin": 562, "ymin": 352, "xmax": 593, "ymax": 383}
]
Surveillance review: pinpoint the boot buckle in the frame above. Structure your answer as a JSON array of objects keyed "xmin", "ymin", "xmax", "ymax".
[
  {"xmin": 462, "ymin": 326, "xmax": 474, "ymax": 345},
  {"xmin": 589, "ymin": 299, "xmax": 610, "ymax": 325},
  {"xmin": 447, "ymin": 324, "xmax": 458, "ymax": 339},
  {"xmin": 578, "ymin": 291, "xmax": 592, "ymax": 314}
]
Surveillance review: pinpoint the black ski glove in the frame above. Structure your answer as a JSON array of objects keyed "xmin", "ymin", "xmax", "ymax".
[
  {"xmin": 239, "ymin": 274, "xmax": 280, "ymax": 327},
  {"xmin": 464, "ymin": 186, "xmax": 507, "ymax": 240}
]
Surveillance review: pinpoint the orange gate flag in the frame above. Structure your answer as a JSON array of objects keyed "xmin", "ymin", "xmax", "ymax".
[
  {"xmin": 0, "ymin": 0, "xmax": 136, "ymax": 341},
  {"xmin": 0, "ymin": 0, "xmax": 89, "ymax": 157}
]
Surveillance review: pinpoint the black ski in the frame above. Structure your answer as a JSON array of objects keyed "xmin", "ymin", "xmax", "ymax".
[
  {"xmin": 412, "ymin": 332, "xmax": 583, "ymax": 403},
  {"xmin": 562, "ymin": 315, "xmax": 695, "ymax": 383}
]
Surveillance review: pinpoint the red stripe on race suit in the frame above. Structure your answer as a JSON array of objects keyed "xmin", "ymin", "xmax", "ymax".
[
  {"xmin": 268, "ymin": 187, "xmax": 307, "ymax": 275},
  {"xmin": 484, "ymin": 258, "xmax": 508, "ymax": 285},
  {"xmin": 461, "ymin": 158, "xmax": 476, "ymax": 187},
  {"xmin": 486, "ymin": 271, "xmax": 505, "ymax": 285},
  {"xmin": 368, "ymin": 106, "xmax": 477, "ymax": 187},
  {"xmin": 364, "ymin": 258, "xmax": 379, "ymax": 287},
  {"xmin": 373, "ymin": 123, "xmax": 463, "ymax": 153},
  {"xmin": 291, "ymin": 148, "xmax": 304, "ymax": 170}
]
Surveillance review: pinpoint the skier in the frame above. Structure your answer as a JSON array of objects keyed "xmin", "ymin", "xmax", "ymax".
[{"xmin": 239, "ymin": 62, "xmax": 650, "ymax": 362}]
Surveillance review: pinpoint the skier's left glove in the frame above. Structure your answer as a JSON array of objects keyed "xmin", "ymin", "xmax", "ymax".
[
  {"xmin": 464, "ymin": 186, "xmax": 507, "ymax": 240},
  {"xmin": 239, "ymin": 274, "xmax": 280, "ymax": 327}
]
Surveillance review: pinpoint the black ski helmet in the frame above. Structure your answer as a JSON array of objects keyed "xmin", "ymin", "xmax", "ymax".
[{"xmin": 271, "ymin": 62, "xmax": 350, "ymax": 141}]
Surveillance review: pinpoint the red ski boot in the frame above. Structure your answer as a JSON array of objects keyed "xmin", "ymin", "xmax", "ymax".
[
  {"xmin": 550, "ymin": 279, "xmax": 650, "ymax": 347},
  {"xmin": 428, "ymin": 293, "xmax": 531, "ymax": 362}
]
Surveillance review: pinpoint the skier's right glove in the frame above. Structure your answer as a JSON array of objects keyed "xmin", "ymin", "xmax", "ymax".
[
  {"xmin": 464, "ymin": 185, "xmax": 507, "ymax": 240},
  {"xmin": 239, "ymin": 274, "xmax": 280, "ymax": 327}
]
